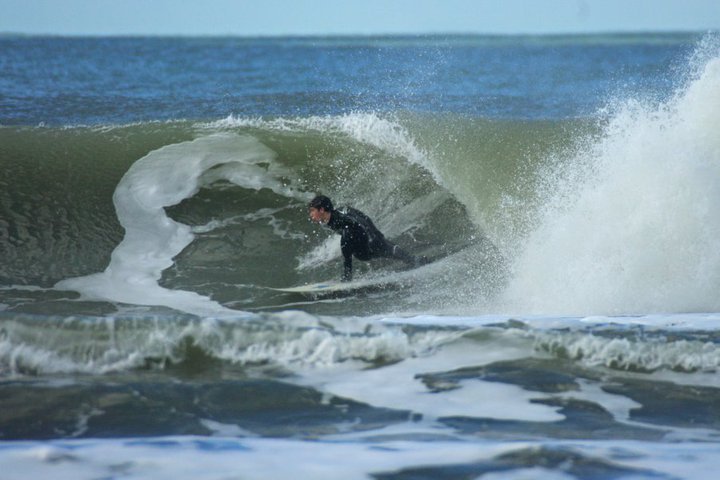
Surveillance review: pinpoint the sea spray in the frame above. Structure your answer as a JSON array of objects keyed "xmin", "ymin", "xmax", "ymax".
[{"xmin": 504, "ymin": 41, "xmax": 720, "ymax": 315}]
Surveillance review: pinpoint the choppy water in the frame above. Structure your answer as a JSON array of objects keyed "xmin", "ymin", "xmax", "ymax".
[{"xmin": 2, "ymin": 33, "xmax": 720, "ymax": 479}]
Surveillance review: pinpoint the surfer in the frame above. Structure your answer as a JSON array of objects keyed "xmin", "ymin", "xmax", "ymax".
[{"xmin": 308, "ymin": 195, "xmax": 425, "ymax": 281}]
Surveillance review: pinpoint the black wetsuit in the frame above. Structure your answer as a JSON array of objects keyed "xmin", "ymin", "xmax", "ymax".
[{"xmin": 327, "ymin": 207, "xmax": 416, "ymax": 281}]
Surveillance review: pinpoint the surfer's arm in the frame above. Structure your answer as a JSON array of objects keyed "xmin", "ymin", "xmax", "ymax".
[
  {"xmin": 341, "ymin": 240, "xmax": 353, "ymax": 282},
  {"xmin": 342, "ymin": 255, "xmax": 353, "ymax": 282}
]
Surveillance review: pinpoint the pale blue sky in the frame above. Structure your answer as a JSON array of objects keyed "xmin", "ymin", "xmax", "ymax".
[{"xmin": 2, "ymin": 0, "xmax": 719, "ymax": 36}]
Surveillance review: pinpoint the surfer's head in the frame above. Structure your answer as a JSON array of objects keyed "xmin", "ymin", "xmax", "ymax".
[{"xmin": 308, "ymin": 195, "xmax": 334, "ymax": 224}]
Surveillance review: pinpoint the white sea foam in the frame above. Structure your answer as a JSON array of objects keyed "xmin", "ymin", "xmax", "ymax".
[
  {"xmin": 534, "ymin": 330, "xmax": 720, "ymax": 373},
  {"xmin": 290, "ymin": 329, "xmax": 563, "ymax": 423},
  {"xmin": 3, "ymin": 436, "xmax": 720, "ymax": 480},
  {"xmin": 297, "ymin": 236, "xmax": 342, "ymax": 270},
  {"xmin": 504, "ymin": 44, "xmax": 720, "ymax": 315},
  {"xmin": 385, "ymin": 312, "xmax": 720, "ymax": 331},
  {"xmin": 0, "ymin": 437, "xmax": 531, "ymax": 480},
  {"xmin": 193, "ymin": 207, "xmax": 306, "ymax": 241},
  {"xmin": 284, "ymin": 317, "xmax": 720, "ymax": 430},
  {"xmin": 199, "ymin": 419, "xmax": 256, "ymax": 437},
  {"xmin": 5, "ymin": 312, "xmax": 720, "ymax": 446},
  {"xmin": 5, "ymin": 311, "xmax": 720, "ymax": 378},
  {"xmin": 0, "ymin": 317, "xmax": 214, "ymax": 375},
  {"xmin": 0, "ymin": 313, "xmax": 458, "ymax": 376},
  {"xmin": 54, "ymin": 133, "xmax": 296, "ymax": 317}
]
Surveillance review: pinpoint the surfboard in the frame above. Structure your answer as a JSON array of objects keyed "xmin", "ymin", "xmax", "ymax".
[
  {"xmin": 270, "ymin": 277, "xmax": 399, "ymax": 297},
  {"xmin": 270, "ymin": 253, "xmax": 442, "ymax": 298}
]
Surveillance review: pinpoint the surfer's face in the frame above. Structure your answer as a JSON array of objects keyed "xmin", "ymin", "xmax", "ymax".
[{"xmin": 309, "ymin": 207, "xmax": 330, "ymax": 224}]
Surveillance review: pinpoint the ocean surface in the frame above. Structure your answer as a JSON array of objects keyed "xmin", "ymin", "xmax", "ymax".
[{"xmin": 2, "ymin": 32, "xmax": 720, "ymax": 479}]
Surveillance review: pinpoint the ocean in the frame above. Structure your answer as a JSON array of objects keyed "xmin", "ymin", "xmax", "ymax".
[{"xmin": 2, "ymin": 32, "xmax": 720, "ymax": 479}]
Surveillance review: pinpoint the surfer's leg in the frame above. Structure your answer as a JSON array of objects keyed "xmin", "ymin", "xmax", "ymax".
[
  {"xmin": 389, "ymin": 244, "xmax": 414, "ymax": 263},
  {"xmin": 382, "ymin": 241, "xmax": 427, "ymax": 266}
]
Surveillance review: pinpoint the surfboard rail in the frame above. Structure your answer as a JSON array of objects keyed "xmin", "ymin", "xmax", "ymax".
[{"xmin": 269, "ymin": 278, "xmax": 399, "ymax": 297}]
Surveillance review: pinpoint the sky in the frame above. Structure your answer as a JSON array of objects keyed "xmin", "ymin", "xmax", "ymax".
[{"xmin": 1, "ymin": 0, "xmax": 719, "ymax": 36}]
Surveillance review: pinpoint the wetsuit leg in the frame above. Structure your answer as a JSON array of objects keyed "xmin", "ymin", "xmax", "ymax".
[
  {"xmin": 372, "ymin": 239, "xmax": 419, "ymax": 265},
  {"xmin": 389, "ymin": 243, "xmax": 416, "ymax": 264}
]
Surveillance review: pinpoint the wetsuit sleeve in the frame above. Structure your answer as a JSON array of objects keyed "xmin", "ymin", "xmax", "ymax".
[{"xmin": 341, "ymin": 240, "xmax": 353, "ymax": 282}]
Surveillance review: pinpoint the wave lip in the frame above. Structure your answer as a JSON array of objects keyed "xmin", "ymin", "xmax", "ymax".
[
  {"xmin": 204, "ymin": 112, "xmax": 434, "ymax": 174},
  {"xmin": 55, "ymin": 133, "xmax": 285, "ymax": 317}
]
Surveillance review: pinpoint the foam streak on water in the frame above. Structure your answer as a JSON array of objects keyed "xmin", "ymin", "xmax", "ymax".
[{"xmin": 2, "ymin": 437, "xmax": 720, "ymax": 480}]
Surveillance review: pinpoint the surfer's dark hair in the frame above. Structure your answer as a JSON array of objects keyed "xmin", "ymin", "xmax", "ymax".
[{"xmin": 309, "ymin": 195, "xmax": 334, "ymax": 212}]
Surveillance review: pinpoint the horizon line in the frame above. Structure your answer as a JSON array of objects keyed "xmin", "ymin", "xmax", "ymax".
[{"xmin": 0, "ymin": 28, "xmax": 715, "ymax": 39}]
